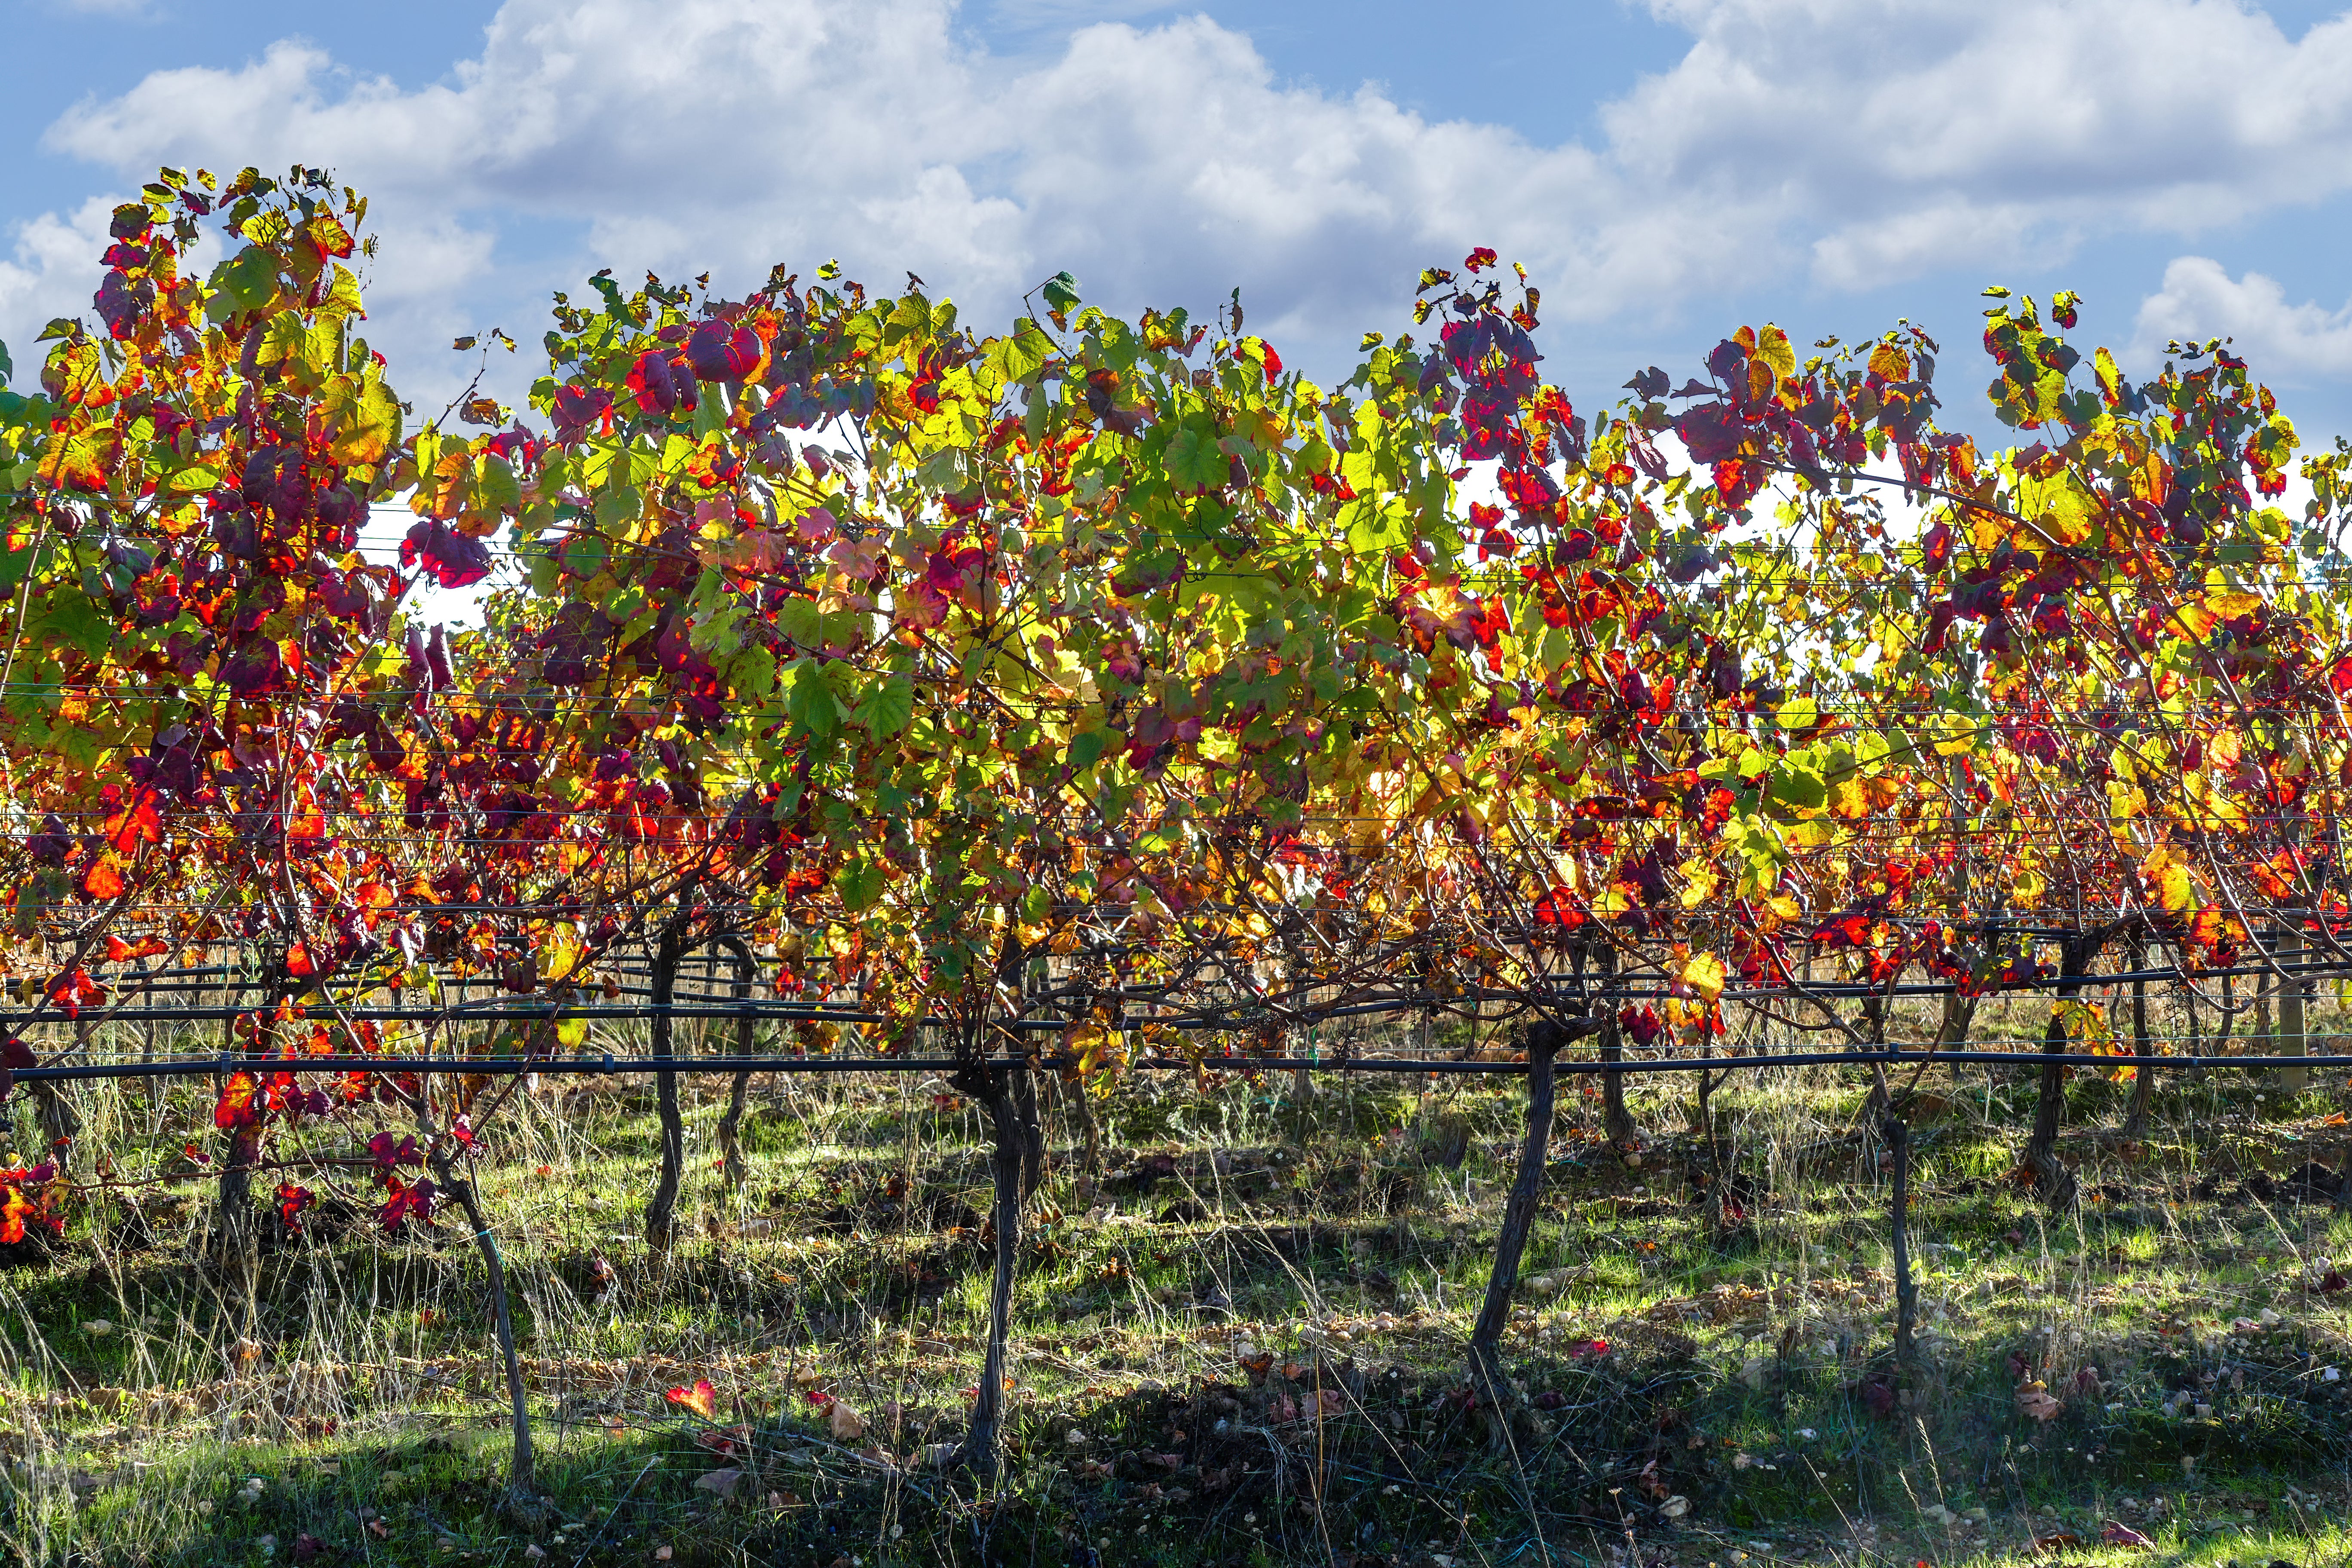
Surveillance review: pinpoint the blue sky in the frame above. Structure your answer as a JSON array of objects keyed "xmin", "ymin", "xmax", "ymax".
[{"xmin": 8, "ymin": 0, "xmax": 2352, "ymax": 445}]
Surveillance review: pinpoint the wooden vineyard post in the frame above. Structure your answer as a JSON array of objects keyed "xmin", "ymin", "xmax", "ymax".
[
  {"xmin": 2278, "ymin": 920, "xmax": 2307, "ymax": 1094},
  {"xmin": 1886, "ymin": 1114, "xmax": 1916, "ymax": 1369}
]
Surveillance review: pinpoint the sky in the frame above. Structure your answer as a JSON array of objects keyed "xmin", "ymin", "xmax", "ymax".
[{"xmin": 6, "ymin": 0, "xmax": 2352, "ymax": 451}]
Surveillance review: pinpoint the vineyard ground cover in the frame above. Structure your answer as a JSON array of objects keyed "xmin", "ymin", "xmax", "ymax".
[{"xmin": 0, "ymin": 1008, "xmax": 2344, "ymax": 1565}]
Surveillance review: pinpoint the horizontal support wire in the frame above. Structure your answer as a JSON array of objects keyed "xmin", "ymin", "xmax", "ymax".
[{"xmin": 9, "ymin": 1047, "xmax": 2343, "ymax": 1084}]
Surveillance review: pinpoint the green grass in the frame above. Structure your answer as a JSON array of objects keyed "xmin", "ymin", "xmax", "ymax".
[{"xmin": 1, "ymin": 1012, "xmax": 2351, "ymax": 1565}]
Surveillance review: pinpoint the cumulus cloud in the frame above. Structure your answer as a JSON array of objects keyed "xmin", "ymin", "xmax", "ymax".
[
  {"xmin": 8, "ymin": 0, "xmax": 2352, "ymax": 406},
  {"xmin": 0, "ymin": 198, "xmax": 118, "ymax": 387},
  {"xmin": 1620, "ymin": 0, "xmax": 2352, "ymax": 287},
  {"xmin": 34, "ymin": 3, "xmax": 1697, "ymax": 371},
  {"xmin": 2132, "ymin": 255, "xmax": 2352, "ymax": 379}
]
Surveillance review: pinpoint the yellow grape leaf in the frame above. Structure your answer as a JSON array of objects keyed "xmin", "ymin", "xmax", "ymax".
[
  {"xmin": 2170, "ymin": 600, "xmax": 2217, "ymax": 639},
  {"xmin": 320, "ymin": 367, "xmax": 402, "ymax": 467},
  {"xmin": 2039, "ymin": 486, "xmax": 2095, "ymax": 546},
  {"xmin": 2095, "ymin": 346, "xmax": 2125, "ymax": 407},
  {"xmin": 315, "ymin": 261, "xmax": 365, "ymax": 318},
  {"xmin": 2142, "ymin": 849, "xmax": 2191, "ymax": 914},
  {"xmin": 37, "ymin": 426, "xmax": 117, "ymax": 492},
  {"xmin": 541, "ymin": 922, "xmax": 583, "ymax": 983},
  {"xmin": 1679, "ymin": 951, "xmax": 1727, "ymax": 1004}
]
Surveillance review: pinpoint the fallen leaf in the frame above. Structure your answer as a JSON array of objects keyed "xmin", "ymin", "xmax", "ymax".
[
  {"xmin": 829, "ymin": 1399, "xmax": 866, "ymax": 1441},
  {"xmin": 2033, "ymin": 1531, "xmax": 2081, "ymax": 1550},
  {"xmin": 2015, "ymin": 1381, "xmax": 2063, "ymax": 1423},
  {"xmin": 693, "ymin": 1467, "xmax": 744, "ymax": 1499},
  {"xmin": 665, "ymin": 1378, "xmax": 719, "ymax": 1421},
  {"xmin": 2101, "ymin": 1522, "xmax": 2153, "ymax": 1549}
]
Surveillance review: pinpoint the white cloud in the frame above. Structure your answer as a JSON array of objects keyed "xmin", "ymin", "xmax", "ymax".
[
  {"xmin": 2132, "ymin": 255, "xmax": 2352, "ymax": 378},
  {"xmin": 0, "ymin": 198, "xmax": 117, "ymax": 386},
  {"xmin": 18, "ymin": 0, "xmax": 1734, "ymax": 402},
  {"xmin": 1619, "ymin": 0, "xmax": 2352, "ymax": 287},
  {"xmin": 9, "ymin": 0, "xmax": 2352, "ymax": 407}
]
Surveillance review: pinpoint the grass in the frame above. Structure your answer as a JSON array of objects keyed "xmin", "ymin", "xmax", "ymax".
[{"xmin": 1, "ymin": 1006, "xmax": 2350, "ymax": 1566}]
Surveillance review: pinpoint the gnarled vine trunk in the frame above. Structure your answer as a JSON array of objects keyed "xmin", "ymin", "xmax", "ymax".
[
  {"xmin": 2024, "ymin": 935, "xmax": 2098, "ymax": 1207},
  {"xmin": 644, "ymin": 919, "xmax": 689, "ymax": 1252},
  {"xmin": 2122, "ymin": 935, "xmax": 2155, "ymax": 1137},
  {"xmin": 1596, "ymin": 946, "xmax": 1636, "ymax": 1147},
  {"xmin": 1467, "ymin": 1019, "xmax": 1571, "ymax": 1406},
  {"xmin": 430, "ymin": 1140, "xmax": 536, "ymax": 1509},
  {"xmin": 956, "ymin": 1061, "xmax": 1024, "ymax": 1483}
]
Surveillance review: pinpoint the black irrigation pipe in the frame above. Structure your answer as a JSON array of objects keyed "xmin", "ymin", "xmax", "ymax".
[{"xmin": 11, "ymin": 1047, "xmax": 2348, "ymax": 1084}]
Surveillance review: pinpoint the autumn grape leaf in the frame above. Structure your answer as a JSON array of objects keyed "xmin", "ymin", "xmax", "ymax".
[
  {"xmin": 1678, "ymin": 951, "xmax": 1726, "ymax": 1004},
  {"xmin": 321, "ymin": 368, "xmax": 402, "ymax": 467},
  {"xmin": 37, "ymin": 429, "xmax": 114, "ymax": 492},
  {"xmin": 665, "ymin": 1379, "xmax": 720, "ymax": 1421},
  {"xmin": 989, "ymin": 320, "xmax": 1054, "ymax": 383},
  {"xmin": 541, "ymin": 922, "xmax": 583, "ymax": 983},
  {"xmin": 2142, "ymin": 847, "xmax": 2192, "ymax": 914}
]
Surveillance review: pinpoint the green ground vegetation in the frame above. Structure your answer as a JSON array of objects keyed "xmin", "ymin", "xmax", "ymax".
[{"xmin": 1, "ymin": 1010, "xmax": 2350, "ymax": 1567}]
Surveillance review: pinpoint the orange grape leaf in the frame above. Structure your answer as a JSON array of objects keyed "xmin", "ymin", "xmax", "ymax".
[
  {"xmin": 106, "ymin": 791, "xmax": 161, "ymax": 854},
  {"xmin": 665, "ymin": 1378, "xmax": 719, "ymax": 1421}
]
